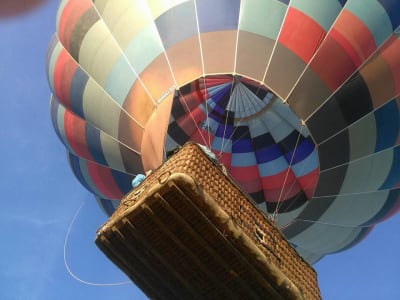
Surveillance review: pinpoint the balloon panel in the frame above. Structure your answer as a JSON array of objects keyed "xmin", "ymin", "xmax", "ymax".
[
  {"xmin": 47, "ymin": 0, "xmax": 400, "ymax": 263},
  {"xmin": 0, "ymin": 0, "xmax": 46, "ymax": 17}
]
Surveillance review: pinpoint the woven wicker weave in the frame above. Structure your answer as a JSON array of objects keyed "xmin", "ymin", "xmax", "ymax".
[{"xmin": 96, "ymin": 142, "xmax": 321, "ymax": 299}]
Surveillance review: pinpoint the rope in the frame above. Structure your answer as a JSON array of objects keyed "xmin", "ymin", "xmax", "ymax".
[
  {"xmin": 272, "ymin": 123, "xmax": 305, "ymax": 222},
  {"xmin": 63, "ymin": 199, "xmax": 130, "ymax": 286}
]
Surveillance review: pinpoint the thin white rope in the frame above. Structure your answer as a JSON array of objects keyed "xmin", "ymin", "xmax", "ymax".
[
  {"xmin": 176, "ymin": 89, "xmax": 209, "ymax": 147},
  {"xmin": 261, "ymin": 1, "xmax": 291, "ymax": 84},
  {"xmin": 218, "ymin": 76, "xmax": 238, "ymax": 158},
  {"xmin": 280, "ymin": 217, "xmax": 371, "ymax": 230},
  {"xmin": 272, "ymin": 123, "xmax": 305, "ymax": 221},
  {"xmin": 193, "ymin": 0, "xmax": 212, "ymax": 149},
  {"xmin": 63, "ymin": 199, "xmax": 130, "ymax": 286}
]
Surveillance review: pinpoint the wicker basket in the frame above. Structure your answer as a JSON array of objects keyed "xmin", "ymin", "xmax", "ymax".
[{"xmin": 96, "ymin": 142, "xmax": 321, "ymax": 299}]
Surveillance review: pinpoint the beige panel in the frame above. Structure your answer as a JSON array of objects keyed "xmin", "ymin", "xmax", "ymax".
[
  {"xmin": 235, "ymin": 31, "xmax": 274, "ymax": 82},
  {"xmin": 83, "ymin": 78, "xmax": 121, "ymax": 138},
  {"xmin": 141, "ymin": 94, "xmax": 174, "ymax": 171},
  {"xmin": 165, "ymin": 36, "xmax": 203, "ymax": 87},
  {"xmin": 360, "ymin": 54, "xmax": 395, "ymax": 109},
  {"xmin": 264, "ymin": 44, "xmax": 307, "ymax": 100},
  {"xmin": 79, "ymin": 21, "xmax": 122, "ymax": 87},
  {"xmin": 200, "ymin": 30, "xmax": 237, "ymax": 75},
  {"xmin": 104, "ymin": 0, "xmax": 152, "ymax": 49},
  {"xmin": 118, "ymin": 111, "xmax": 144, "ymax": 153}
]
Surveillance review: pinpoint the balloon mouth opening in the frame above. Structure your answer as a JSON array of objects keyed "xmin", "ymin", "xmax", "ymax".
[{"xmin": 168, "ymin": 74, "xmax": 319, "ymax": 214}]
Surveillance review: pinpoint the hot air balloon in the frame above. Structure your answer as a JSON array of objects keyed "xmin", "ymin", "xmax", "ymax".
[
  {"xmin": 0, "ymin": 0, "xmax": 47, "ymax": 17},
  {"xmin": 47, "ymin": 0, "xmax": 400, "ymax": 265}
]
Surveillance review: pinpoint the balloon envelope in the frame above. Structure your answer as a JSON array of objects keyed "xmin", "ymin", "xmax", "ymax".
[
  {"xmin": 0, "ymin": 0, "xmax": 46, "ymax": 17},
  {"xmin": 47, "ymin": 0, "xmax": 400, "ymax": 264}
]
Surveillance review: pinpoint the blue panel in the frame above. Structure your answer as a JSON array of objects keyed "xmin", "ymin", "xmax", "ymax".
[
  {"xmin": 278, "ymin": 0, "xmax": 290, "ymax": 4},
  {"xmin": 380, "ymin": 146, "xmax": 400, "ymax": 189},
  {"xmin": 155, "ymin": 1, "xmax": 198, "ymax": 49},
  {"xmin": 337, "ymin": 0, "xmax": 347, "ymax": 6},
  {"xmin": 70, "ymin": 67, "xmax": 88, "ymax": 118},
  {"xmin": 196, "ymin": 0, "xmax": 241, "ymax": 32},
  {"xmin": 85, "ymin": 124, "xmax": 107, "ymax": 166},
  {"xmin": 111, "ymin": 169, "xmax": 133, "ymax": 194},
  {"xmin": 253, "ymin": 132, "xmax": 275, "ymax": 150},
  {"xmin": 278, "ymin": 130, "xmax": 300, "ymax": 155},
  {"xmin": 284, "ymin": 139, "xmax": 315, "ymax": 165},
  {"xmin": 215, "ymin": 123, "xmax": 234, "ymax": 139},
  {"xmin": 232, "ymin": 125, "xmax": 250, "ymax": 140},
  {"xmin": 291, "ymin": 150, "xmax": 319, "ymax": 177},
  {"xmin": 231, "ymin": 152, "xmax": 257, "ymax": 167},
  {"xmin": 255, "ymin": 145, "xmax": 282, "ymax": 163},
  {"xmin": 378, "ymin": 0, "xmax": 400, "ymax": 29},
  {"xmin": 375, "ymin": 100, "xmax": 399, "ymax": 152},
  {"xmin": 258, "ymin": 156, "xmax": 288, "ymax": 176},
  {"xmin": 68, "ymin": 153, "xmax": 95, "ymax": 194},
  {"xmin": 96, "ymin": 197, "xmax": 116, "ymax": 216}
]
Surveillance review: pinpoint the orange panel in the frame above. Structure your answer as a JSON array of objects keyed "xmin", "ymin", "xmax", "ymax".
[
  {"xmin": 360, "ymin": 53, "xmax": 395, "ymax": 109},
  {"xmin": 164, "ymin": 36, "xmax": 203, "ymax": 87},
  {"xmin": 200, "ymin": 30, "xmax": 237, "ymax": 75},
  {"xmin": 141, "ymin": 94, "xmax": 174, "ymax": 171},
  {"xmin": 235, "ymin": 31, "xmax": 274, "ymax": 82}
]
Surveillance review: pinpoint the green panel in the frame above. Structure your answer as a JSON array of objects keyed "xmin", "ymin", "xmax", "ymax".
[
  {"xmin": 124, "ymin": 23, "xmax": 164, "ymax": 76},
  {"xmin": 318, "ymin": 190, "xmax": 388, "ymax": 226},
  {"xmin": 105, "ymin": 56, "xmax": 138, "ymax": 106},
  {"xmin": 290, "ymin": 221, "xmax": 363, "ymax": 254},
  {"xmin": 348, "ymin": 113, "xmax": 377, "ymax": 161},
  {"xmin": 239, "ymin": 0, "xmax": 286, "ymax": 40},
  {"xmin": 48, "ymin": 41, "xmax": 63, "ymax": 92},
  {"xmin": 82, "ymin": 78, "xmax": 122, "ymax": 139},
  {"xmin": 290, "ymin": 0, "xmax": 343, "ymax": 31},
  {"xmin": 56, "ymin": 99, "xmax": 68, "ymax": 148},
  {"xmin": 100, "ymin": 131, "xmax": 126, "ymax": 172},
  {"xmin": 340, "ymin": 148, "xmax": 393, "ymax": 194}
]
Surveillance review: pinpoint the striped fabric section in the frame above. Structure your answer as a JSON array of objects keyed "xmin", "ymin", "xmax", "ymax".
[{"xmin": 47, "ymin": 0, "xmax": 400, "ymax": 264}]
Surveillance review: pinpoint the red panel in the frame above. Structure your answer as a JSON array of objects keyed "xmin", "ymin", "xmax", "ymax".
[
  {"xmin": 87, "ymin": 161, "xmax": 124, "ymax": 199},
  {"xmin": 58, "ymin": 0, "xmax": 92, "ymax": 50},
  {"xmin": 229, "ymin": 165, "xmax": 258, "ymax": 181},
  {"xmin": 53, "ymin": 49, "xmax": 76, "ymax": 109},
  {"xmin": 217, "ymin": 152, "xmax": 232, "ymax": 169},
  {"xmin": 380, "ymin": 36, "xmax": 400, "ymax": 94},
  {"xmin": 230, "ymin": 165, "xmax": 260, "ymax": 181},
  {"xmin": 279, "ymin": 8, "xmax": 326, "ymax": 63},
  {"xmin": 261, "ymin": 169, "xmax": 296, "ymax": 189},
  {"xmin": 309, "ymin": 35, "xmax": 356, "ymax": 91},
  {"xmin": 263, "ymin": 184, "xmax": 302, "ymax": 203},
  {"xmin": 333, "ymin": 10, "xmax": 376, "ymax": 65},
  {"xmin": 176, "ymin": 112, "xmax": 201, "ymax": 137},
  {"xmin": 63, "ymin": 110, "xmax": 92, "ymax": 160},
  {"xmin": 190, "ymin": 128, "xmax": 214, "ymax": 146},
  {"xmin": 237, "ymin": 179, "xmax": 262, "ymax": 194},
  {"xmin": 202, "ymin": 75, "xmax": 232, "ymax": 88},
  {"xmin": 296, "ymin": 168, "xmax": 319, "ymax": 199}
]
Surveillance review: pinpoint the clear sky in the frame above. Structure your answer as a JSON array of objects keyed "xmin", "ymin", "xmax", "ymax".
[{"xmin": 0, "ymin": 1, "xmax": 399, "ymax": 300}]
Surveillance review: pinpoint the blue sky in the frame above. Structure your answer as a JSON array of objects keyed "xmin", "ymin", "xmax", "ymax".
[{"xmin": 0, "ymin": 1, "xmax": 399, "ymax": 299}]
